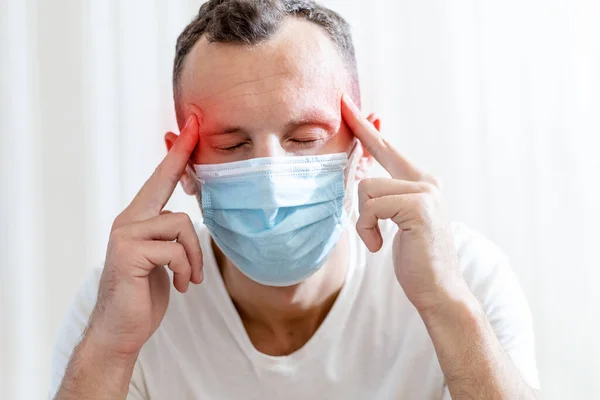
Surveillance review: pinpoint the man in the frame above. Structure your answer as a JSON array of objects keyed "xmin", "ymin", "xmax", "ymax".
[{"xmin": 51, "ymin": 1, "xmax": 540, "ymax": 399}]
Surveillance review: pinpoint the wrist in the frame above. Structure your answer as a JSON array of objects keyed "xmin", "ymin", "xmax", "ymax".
[
  {"xmin": 417, "ymin": 278, "xmax": 484, "ymax": 329},
  {"xmin": 83, "ymin": 326, "xmax": 140, "ymax": 366},
  {"xmin": 85, "ymin": 307, "xmax": 145, "ymax": 358},
  {"xmin": 56, "ymin": 329, "xmax": 138, "ymax": 400}
]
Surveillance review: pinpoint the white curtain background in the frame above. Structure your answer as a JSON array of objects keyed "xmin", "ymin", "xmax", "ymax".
[{"xmin": 1, "ymin": 0, "xmax": 598, "ymax": 398}]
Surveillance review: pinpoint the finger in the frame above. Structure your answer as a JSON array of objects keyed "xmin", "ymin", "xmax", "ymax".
[
  {"xmin": 366, "ymin": 113, "xmax": 381, "ymax": 131},
  {"xmin": 136, "ymin": 241, "xmax": 192, "ymax": 293},
  {"xmin": 123, "ymin": 212, "xmax": 204, "ymax": 284},
  {"xmin": 356, "ymin": 193, "xmax": 424, "ymax": 252},
  {"xmin": 357, "ymin": 178, "xmax": 435, "ymax": 214},
  {"xmin": 341, "ymin": 94, "xmax": 425, "ymax": 182},
  {"xmin": 128, "ymin": 113, "xmax": 200, "ymax": 219}
]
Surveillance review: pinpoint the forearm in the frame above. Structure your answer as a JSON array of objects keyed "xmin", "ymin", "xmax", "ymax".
[
  {"xmin": 420, "ymin": 286, "xmax": 539, "ymax": 400},
  {"xmin": 54, "ymin": 330, "xmax": 137, "ymax": 400}
]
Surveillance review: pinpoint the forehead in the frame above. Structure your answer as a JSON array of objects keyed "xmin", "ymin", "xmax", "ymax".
[{"xmin": 178, "ymin": 18, "xmax": 350, "ymax": 126}]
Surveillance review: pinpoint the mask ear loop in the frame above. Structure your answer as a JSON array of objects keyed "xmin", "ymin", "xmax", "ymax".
[
  {"xmin": 187, "ymin": 165, "xmax": 206, "ymax": 219},
  {"xmin": 344, "ymin": 139, "xmax": 363, "ymax": 221}
]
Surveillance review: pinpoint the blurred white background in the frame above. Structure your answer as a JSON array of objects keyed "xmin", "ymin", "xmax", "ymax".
[{"xmin": 1, "ymin": 0, "xmax": 599, "ymax": 398}]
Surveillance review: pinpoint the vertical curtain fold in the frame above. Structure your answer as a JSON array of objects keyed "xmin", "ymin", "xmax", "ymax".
[{"xmin": 0, "ymin": 1, "xmax": 598, "ymax": 398}]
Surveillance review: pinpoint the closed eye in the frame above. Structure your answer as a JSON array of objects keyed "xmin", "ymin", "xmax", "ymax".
[
  {"xmin": 291, "ymin": 138, "xmax": 318, "ymax": 144},
  {"xmin": 219, "ymin": 142, "xmax": 248, "ymax": 152},
  {"xmin": 288, "ymin": 137, "xmax": 324, "ymax": 148}
]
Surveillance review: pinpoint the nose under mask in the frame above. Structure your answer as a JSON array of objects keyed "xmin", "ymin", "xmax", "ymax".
[{"xmin": 192, "ymin": 141, "xmax": 362, "ymax": 287}]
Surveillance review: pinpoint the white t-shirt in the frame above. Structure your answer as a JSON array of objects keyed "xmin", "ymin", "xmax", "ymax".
[{"xmin": 50, "ymin": 220, "xmax": 540, "ymax": 399}]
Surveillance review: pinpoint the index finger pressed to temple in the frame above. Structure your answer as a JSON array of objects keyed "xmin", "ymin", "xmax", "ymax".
[
  {"xmin": 130, "ymin": 114, "xmax": 200, "ymax": 217},
  {"xmin": 340, "ymin": 94, "xmax": 424, "ymax": 182}
]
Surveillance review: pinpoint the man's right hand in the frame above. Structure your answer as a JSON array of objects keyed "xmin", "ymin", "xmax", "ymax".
[
  {"xmin": 56, "ymin": 114, "xmax": 203, "ymax": 399},
  {"xmin": 87, "ymin": 114, "xmax": 204, "ymax": 359}
]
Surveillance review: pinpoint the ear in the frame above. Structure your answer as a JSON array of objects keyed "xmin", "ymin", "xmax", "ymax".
[
  {"xmin": 354, "ymin": 113, "xmax": 380, "ymax": 179},
  {"xmin": 164, "ymin": 131, "xmax": 197, "ymax": 195},
  {"xmin": 367, "ymin": 113, "xmax": 381, "ymax": 131}
]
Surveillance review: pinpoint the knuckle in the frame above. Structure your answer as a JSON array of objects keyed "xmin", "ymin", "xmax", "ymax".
[
  {"xmin": 107, "ymin": 237, "xmax": 132, "ymax": 262},
  {"xmin": 357, "ymin": 178, "xmax": 371, "ymax": 194},
  {"xmin": 111, "ymin": 212, "xmax": 129, "ymax": 231},
  {"xmin": 414, "ymin": 195, "xmax": 436, "ymax": 223},
  {"xmin": 108, "ymin": 226, "xmax": 127, "ymax": 244},
  {"xmin": 174, "ymin": 243, "xmax": 188, "ymax": 262},
  {"xmin": 363, "ymin": 197, "xmax": 377, "ymax": 214},
  {"xmin": 355, "ymin": 215, "xmax": 368, "ymax": 230},
  {"xmin": 420, "ymin": 182, "xmax": 439, "ymax": 196},
  {"xmin": 426, "ymin": 174, "xmax": 443, "ymax": 189},
  {"xmin": 192, "ymin": 245, "xmax": 203, "ymax": 261},
  {"xmin": 173, "ymin": 212, "xmax": 192, "ymax": 225},
  {"xmin": 355, "ymin": 218, "xmax": 363, "ymax": 230}
]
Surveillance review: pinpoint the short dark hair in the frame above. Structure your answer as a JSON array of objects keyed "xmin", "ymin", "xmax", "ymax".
[{"xmin": 172, "ymin": 0, "xmax": 359, "ymax": 111}]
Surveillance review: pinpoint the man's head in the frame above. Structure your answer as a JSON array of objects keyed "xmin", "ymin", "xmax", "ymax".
[
  {"xmin": 172, "ymin": 0, "xmax": 360, "ymax": 119},
  {"xmin": 165, "ymin": 0, "xmax": 380, "ymax": 297},
  {"xmin": 166, "ymin": 0, "xmax": 377, "ymax": 193}
]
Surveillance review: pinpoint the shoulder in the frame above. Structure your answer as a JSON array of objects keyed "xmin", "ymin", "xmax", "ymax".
[
  {"xmin": 450, "ymin": 223, "xmax": 540, "ymax": 389},
  {"xmin": 451, "ymin": 222, "xmax": 508, "ymax": 269},
  {"xmin": 449, "ymin": 222, "xmax": 521, "ymax": 303},
  {"xmin": 54, "ymin": 267, "xmax": 103, "ymax": 339},
  {"xmin": 374, "ymin": 219, "xmax": 534, "ymax": 332},
  {"xmin": 366, "ymin": 220, "xmax": 520, "ymax": 303},
  {"xmin": 368, "ymin": 219, "xmax": 524, "ymax": 298},
  {"xmin": 376, "ymin": 220, "xmax": 539, "ymax": 388},
  {"xmin": 50, "ymin": 267, "xmax": 103, "ymax": 398}
]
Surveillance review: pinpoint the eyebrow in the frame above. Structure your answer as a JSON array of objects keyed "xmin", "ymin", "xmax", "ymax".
[
  {"xmin": 284, "ymin": 114, "xmax": 339, "ymax": 132},
  {"xmin": 205, "ymin": 112, "xmax": 339, "ymax": 136},
  {"xmin": 202, "ymin": 126, "xmax": 248, "ymax": 136},
  {"xmin": 223, "ymin": 126, "xmax": 246, "ymax": 134}
]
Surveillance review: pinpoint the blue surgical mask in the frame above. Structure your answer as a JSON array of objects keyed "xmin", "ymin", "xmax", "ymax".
[{"xmin": 192, "ymin": 142, "xmax": 362, "ymax": 287}]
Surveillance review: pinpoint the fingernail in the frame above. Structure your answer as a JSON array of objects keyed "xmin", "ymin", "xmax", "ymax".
[
  {"xmin": 343, "ymin": 93, "xmax": 359, "ymax": 113},
  {"xmin": 183, "ymin": 115, "xmax": 195, "ymax": 131}
]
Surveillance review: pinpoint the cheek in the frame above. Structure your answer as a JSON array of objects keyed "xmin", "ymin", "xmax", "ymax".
[
  {"xmin": 190, "ymin": 145, "xmax": 228, "ymax": 165},
  {"xmin": 190, "ymin": 145, "xmax": 203, "ymax": 164},
  {"xmin": 190, "ymin": 141, "xmax": 223, "ymax": 165},
  {"xmin": 321, "ymin": 122, "xmax": 354, "ymax": 155}
]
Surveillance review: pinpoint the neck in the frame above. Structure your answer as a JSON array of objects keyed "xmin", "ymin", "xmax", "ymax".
[{"xmin": 212, "ymin": 232, "xmax": 349, "ymax": 355}]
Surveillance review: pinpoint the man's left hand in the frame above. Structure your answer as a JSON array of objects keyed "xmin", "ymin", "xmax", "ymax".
[{"xmin": 341, "ymin": 94, "xmax": 468, "ymax": 315}]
